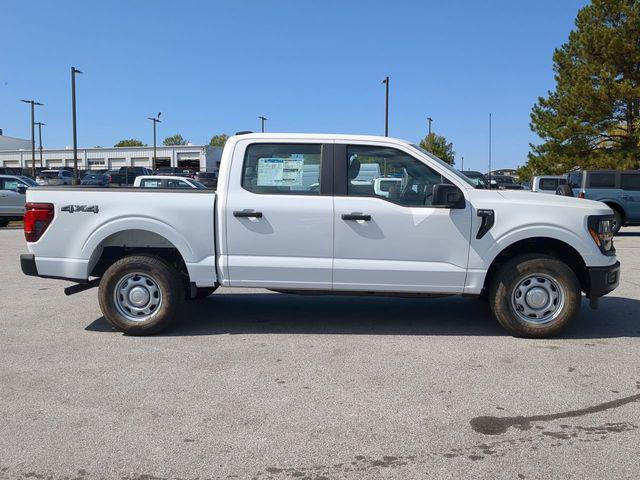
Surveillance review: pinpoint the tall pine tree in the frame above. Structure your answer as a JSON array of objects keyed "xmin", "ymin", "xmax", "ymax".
[{"xmin": 520, "ymin": 0, "xmax": 640, "ymax": 180}]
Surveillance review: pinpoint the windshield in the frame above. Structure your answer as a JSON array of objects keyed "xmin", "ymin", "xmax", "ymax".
[
  {"xmin": 19, "ymin": 176, "xmax": 38, "ymax": 186},
  {"xmin": 409, "ymin": 144, "xmax": 475, "ymax": 187},
  {"xmin": 465, "ymin": 173, "xmax": 488, "ymax": 189}
]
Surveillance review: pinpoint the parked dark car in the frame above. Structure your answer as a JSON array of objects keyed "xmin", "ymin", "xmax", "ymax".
[
  {"xmin": 109, "ymin": 167, "xmax": 152, "ymax": 186},
  {"xmin": 563, "ymin": 169, "xmax": 640, "ymax": 233},
  {"xmin": 81, "ymin": 173, "xmax": 111, "ymax": 186},
  {"xmin": 461, "ymin": 170, "xmax": 489, "ymax": 189},
  {"xmin": 488, "ymin": 175, "xmax": 525, "ymax": 190},
  {"xmin": 194, "ymin": 171, "xmax": 218, "ymax": 189}
]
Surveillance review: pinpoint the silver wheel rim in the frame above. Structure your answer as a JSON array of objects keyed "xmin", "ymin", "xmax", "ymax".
[
  {"xmin": 113, "ymin": 273, "xmax": 162, "ymax": 322},
  {"xmin": 511, "ymin": 274, "xmax": 565, "ymax": 325}
]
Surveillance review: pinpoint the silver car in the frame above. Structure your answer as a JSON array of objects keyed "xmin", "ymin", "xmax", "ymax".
[
  {"xmin": 0, "ymin": 175, "xmax": 38, "ymax": 227},
  {"xmin": 36, "ymin": 169, "xmax": 74, "ymax": 185}
]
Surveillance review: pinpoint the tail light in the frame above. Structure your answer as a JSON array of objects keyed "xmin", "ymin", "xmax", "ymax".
[
  {"xmin": 578, "ymin": 191, "xmax": 585, "ymax": 199},
  {"xmin": 108, "ymin": 175, "xmax": 112, "ymax": 183},
  {"xmin": 24, "ymin": 203, "xmax": 54, "ymax": 242}
]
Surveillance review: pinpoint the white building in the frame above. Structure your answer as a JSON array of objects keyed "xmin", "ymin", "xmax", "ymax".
[{"xmin": 0, "ymin": 144, "xmax": 222, "ymax": 172}]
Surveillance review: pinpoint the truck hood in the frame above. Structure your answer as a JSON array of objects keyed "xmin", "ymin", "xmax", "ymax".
[{"xmin": 470, "ymin": 189, "xmax": 613, "ymax": 215}]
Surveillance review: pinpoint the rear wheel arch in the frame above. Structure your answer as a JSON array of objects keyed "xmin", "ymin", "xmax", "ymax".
[{"xmin": 88, "ymin": 229, "xmax": 190, "ymax": 283}]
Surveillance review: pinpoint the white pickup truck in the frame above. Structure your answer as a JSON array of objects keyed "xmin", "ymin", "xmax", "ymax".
[{"xmin": 21, "ymin": 133, "xmax": 620, "ymax": 338}]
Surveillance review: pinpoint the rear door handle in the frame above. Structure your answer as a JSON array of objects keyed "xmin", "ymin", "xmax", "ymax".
[
  {"xmin": 233, "ymin": 210, "xmax": 263, "ymax": 218},
  {"xmin": 342, "ymin": 213, "xmax": 371, "ymax": 221}
]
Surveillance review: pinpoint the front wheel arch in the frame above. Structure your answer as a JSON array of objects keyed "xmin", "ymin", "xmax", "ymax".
[{"xmin": 482, "ymin": 237, "xmax": 588, "ymax": 295}]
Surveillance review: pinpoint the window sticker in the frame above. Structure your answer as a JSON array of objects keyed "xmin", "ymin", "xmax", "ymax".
[{"xmin": 257, "ymin": 157, "xmax": 304, "ymax": 187}]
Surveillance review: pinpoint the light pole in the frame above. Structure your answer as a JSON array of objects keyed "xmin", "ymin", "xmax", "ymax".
[
  {"xmin": 35, "ymin": 122, "xmax": 46, "ymax": 168},
  {"xmin": 20, "ymin": 99, "xmax": 43, "ymax": 178},
  {"xmin": 461, "ymin": 156, "xmax": 464, "ymax": 171},
  {"xmin": 258, "ymin": 116, "xmax": 267, "ymax": 133},
  {"xmin": 382, "ymin": 76, "xmax": 389, "ymax": 136},
  {"xmin": 148, "ymin": 112, "xmax": 162, "ymax": 170},
  {"xmin": 427, "ymin": 117, "xmax": 433, "ymax": 136},
  {"xmin": 488, "ymin": 113, "xmax": 492, "ymax": 187},
  {"xmin": 71, "ymin": 66, "xmax": 83, "ymax": 184}
]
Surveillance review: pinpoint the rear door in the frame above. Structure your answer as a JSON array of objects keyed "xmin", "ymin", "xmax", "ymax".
[
  {"xmin": 332, "ymin": 143, "xmax": 472, "ymax": 293},
  {"xmin": 224, "ymin": 140, "xmax": 334, "ymax": 289}
]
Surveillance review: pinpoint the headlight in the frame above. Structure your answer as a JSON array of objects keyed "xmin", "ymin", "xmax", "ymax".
[{"xmin": 588, "ymin": 215, "xmax": 615, "ymax": 255}]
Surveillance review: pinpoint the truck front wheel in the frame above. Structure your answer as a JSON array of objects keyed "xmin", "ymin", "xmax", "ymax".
[
  {"xmin": 98, "ymin": 255, "xmax": 184, "ymax": 335},
  {"xmin": 489, "ymin": 255, "xmax": 581, "ymax": 338}
]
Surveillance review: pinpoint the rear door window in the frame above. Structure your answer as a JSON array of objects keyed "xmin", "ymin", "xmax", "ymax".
[
  {"xmin": 588, "ymin": 172, "xmax": 616, "ymax": 188},
  {"xmin": 538, "ymin": 178, "xmax": 558, "ymax": 191},
  {"xmin": 140, "ymin": 179, "xmax": 163, "ymax": 188},
  {"xmin": 621, "ymin": 173, "xmax": 640, "ymax": 190},
  {"xmin": 242, "ymin": 143, "xmax": 322, "ymax": 195}
]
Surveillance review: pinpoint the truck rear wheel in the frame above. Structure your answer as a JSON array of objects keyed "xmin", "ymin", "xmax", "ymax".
[
  {"xmin": 489, "ymin": 255, "xmax": 581, "ymax": 338},
  {"xmin": 98, "ymin": 255, "xmax": 184, "ymax": 335}
]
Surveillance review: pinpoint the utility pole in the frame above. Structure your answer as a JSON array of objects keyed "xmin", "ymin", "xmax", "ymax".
[
  {"xmin": 35, "ymin": 122, "xmax": 46, "ymax": 168},
  {"xmin": 488, "ymin": 113, "xmax": 492, "ymax": 187},
  {"xmin": 427, "ymin": 117, "xmax": 433, "ymax": 136},
  {"xmin": 382, "ymin": 76, "xmax": 389, "ymax": 136},
  {"xmin": 461, "ymin": 156, "xmax": 464, "ymax": 171},
  {"xmin": 71, "ymin": 66, "xmax": 83, "ymax": 184},
  {"xmin": 20, "ymin": 99, "xmax": 43, "ymax": 178},
  {"xmin": 148, "ymin": 112, "xmax": 162, "ymax": 170},
  {"xmin": 259, "ymin": 116, "xmax": 267, "ymax": 133}
]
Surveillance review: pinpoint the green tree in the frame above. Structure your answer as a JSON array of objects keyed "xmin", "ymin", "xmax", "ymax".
[
  {"xmin": 114, "ymin": 139, "xmax": 145, "ymax": 147},
  {"xmin": 419, "ymin": 132, "xmax": 455, "ymax": 165},
  {"xmin": 163, "ymin": 134, "xmax": 187, "ymax": 146},
  {"xmin": 209, "ymin": 134, "xmax": 229, "ymax": 147},
  {"xmin": 523, "ymin": 0, "xmax": 640, "ymax": 179}
]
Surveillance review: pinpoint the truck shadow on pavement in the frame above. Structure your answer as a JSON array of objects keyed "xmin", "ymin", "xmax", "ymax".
[{"xmin": 86, "ymin": 293, "xmax": 640, "ymax": 339}]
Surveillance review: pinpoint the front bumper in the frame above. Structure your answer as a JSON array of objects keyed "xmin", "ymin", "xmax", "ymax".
[{"xmin": 587, "ymin": 261, "xmax": 620, "ymax": 298}]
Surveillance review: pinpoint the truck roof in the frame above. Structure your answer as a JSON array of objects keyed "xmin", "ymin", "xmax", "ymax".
[{"xmin": 229, "ymin": 132, "xmax": 413, "ymax": 146}]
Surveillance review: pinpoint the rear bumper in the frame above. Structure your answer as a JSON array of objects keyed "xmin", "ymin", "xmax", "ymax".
[
  {"xmin": 587, "ymin": 261, "xmax": 620, "ymax": 298},
  {"xmin": 20, "ymin": 253, "xmax": 88, "ymax": 282},
  {"xmin": 20, "ymin": 254, "xmax": 38, "ymax": 277}
]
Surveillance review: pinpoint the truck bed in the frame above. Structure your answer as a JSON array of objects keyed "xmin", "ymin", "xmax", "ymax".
[{"xmin": 25, "ymin": 186, "xmax": 218, "ymax": 286}]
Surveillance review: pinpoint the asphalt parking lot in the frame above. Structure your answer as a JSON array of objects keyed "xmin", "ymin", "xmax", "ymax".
[{"xmin": 1, "ymin": 227, "xmax": 639, "ymax": 480}]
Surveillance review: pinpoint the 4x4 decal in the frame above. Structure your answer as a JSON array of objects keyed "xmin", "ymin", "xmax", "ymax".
[{"xmin": 61, "ymin": 205, "xmax": 99, "ymax": 214}]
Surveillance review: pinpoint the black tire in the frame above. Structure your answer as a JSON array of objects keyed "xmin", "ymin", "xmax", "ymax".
[
  {"xmin": 98, "ymin": 255, "xmax": 184, "ymax": 335},
  {"xmin": 190, "ymin": 286, "xmax": 218, "ymax": 300},
  {"xmin": 611, "ymin": 208, "xmax": 623, "ymax": 234},
  {"xmin": 0, "ymin": 219, "xmax": 9, "ymax": 228},
  {"xmin": 489, "ymin": 254, "xmax": 581, "ymax": 338},
  {"xmin": 556, "ymin": 184, "xmax": 574, "ymax": 197}
]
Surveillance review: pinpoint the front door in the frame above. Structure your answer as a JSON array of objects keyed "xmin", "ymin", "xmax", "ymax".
[
  {"xmin": 332, "ymin": 143, "xmax": 472, "ymax": 293},
  {"xmin": 224, "ymin": 141, "xmax": 334, "ymax": 289},
  {"xmin": 0, "ymin": 178, "xmax": 26, "ymax": 216}
]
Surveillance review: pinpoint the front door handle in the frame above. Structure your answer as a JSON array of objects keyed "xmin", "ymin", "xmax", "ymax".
[
  {"xmin": 342, "ymin": 213, "xmax": 372, "ymax": 221},
  {"xmin": 233, "ymin": 210, "xmax": 263, "ymax": 218}
]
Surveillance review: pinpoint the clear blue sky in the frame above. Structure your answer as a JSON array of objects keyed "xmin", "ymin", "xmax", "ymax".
[{"xmin": 1, "ymin": 0, "xmax": 587, "ymax": 171}]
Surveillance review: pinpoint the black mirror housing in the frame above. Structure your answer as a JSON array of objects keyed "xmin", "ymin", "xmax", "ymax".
[
  {"xmin": 16, "ymin": 185, "xmax": 27, "ymax": 194},
  {"xmin": 432, "ymin": 184, "xmax": 465, "ymax": 209}
]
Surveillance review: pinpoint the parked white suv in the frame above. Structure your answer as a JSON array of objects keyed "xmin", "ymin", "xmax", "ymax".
[
  {"xmin": 0, "ymin": 174, "xmax": 38, "ymax": 226},
  {"xmin": 36, "ymin": 169, "xmax": 74, "ymax": 185},
  {"xmin": 20, "ymin": 133, "xmax": 619, "ymax": 338}
]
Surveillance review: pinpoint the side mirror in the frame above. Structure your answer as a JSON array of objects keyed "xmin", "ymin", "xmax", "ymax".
[
  {"xmin": 432, "ymin": 184, "xmax": 465, "ymax": 209},
  {"xmin": 16, "ymin": 185, "xmax": 27, "ymax": 194}
]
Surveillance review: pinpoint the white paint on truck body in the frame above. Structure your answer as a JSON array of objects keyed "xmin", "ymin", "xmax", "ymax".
[{"xmin": 26, "ymin": 133, "xmax": 616, "ymax": 294}]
